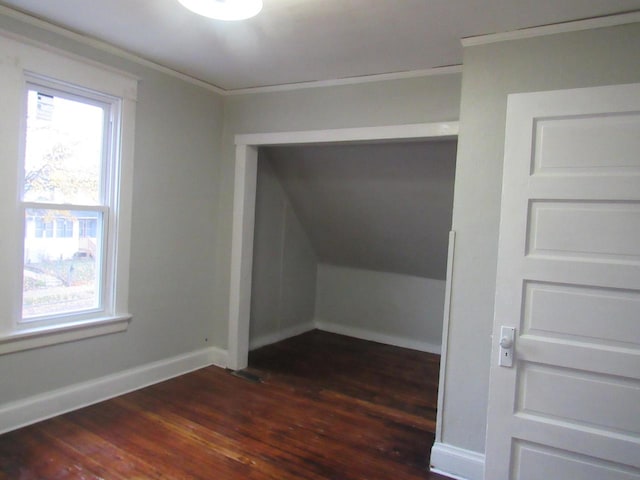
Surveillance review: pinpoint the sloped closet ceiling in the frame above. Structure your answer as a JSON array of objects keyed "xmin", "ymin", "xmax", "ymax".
[{"xmin": 263, "ymin": 140, "xmax": 457, "ymax": 280}]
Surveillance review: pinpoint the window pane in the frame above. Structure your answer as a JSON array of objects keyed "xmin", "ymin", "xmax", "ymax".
[
  {"xmin": 23, "ymin": 89, "xmax": 105, "ymax": 204},
  {"xmin": 78, "ymin": 217, "xmax": 98, "ymax": 238},
  {"xmin": 55, "ymin": 218, "xmax": 73, "ymax": 238},
  {"xmin": 23, "ymin": 208, "xmax": 103, "ymax": 319},
  {"xmin": 35, "ymin": 217, "xmax": 53, "ymax": 238}
]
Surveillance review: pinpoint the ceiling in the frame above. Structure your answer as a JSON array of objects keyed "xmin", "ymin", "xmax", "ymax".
[
  {"xmin": 264, "ymin": 140, "xmax": 457, "ymax": 280},
  {"xmin": 1, "ymin": 0, "xmax": 639, "ymax": 91}
]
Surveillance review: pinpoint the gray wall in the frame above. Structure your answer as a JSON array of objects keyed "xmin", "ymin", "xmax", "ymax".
[
  {"xmin": 251, "ymin": 139, "xmax": 455, "ymax": 349},
  {"xmin": 0, "ymin": 13, "xmax": 224, "ymax": 404},
  {"xmin": 267, "ymin": 140, "xmax": 457, "ymax": 279},
  {"xmin": 250, "ymin": 150, "xmax": 317, "ymax": 345},
  {"xmin": 443, "ymin": 22, "xmax": 640, "ymax": 453},
  {"xmin": 316, "ymin": 264, "xmax": 446, "ymax": 351}
]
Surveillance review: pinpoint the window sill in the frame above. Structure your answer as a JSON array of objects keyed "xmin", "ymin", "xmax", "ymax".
[{"xmin": 0, "ymin": 315, "xmax": 131, "ymax": 355}]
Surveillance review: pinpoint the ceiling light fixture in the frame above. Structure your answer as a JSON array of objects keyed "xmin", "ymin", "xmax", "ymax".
[{"xmin": 177, "ymin": 0, "xmax": 263, "ymax": 21}]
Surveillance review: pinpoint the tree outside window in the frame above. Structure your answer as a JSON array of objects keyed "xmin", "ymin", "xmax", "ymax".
[{"xmin": 21, "ymin": 84, "xmax": 108, "ymax": 320}]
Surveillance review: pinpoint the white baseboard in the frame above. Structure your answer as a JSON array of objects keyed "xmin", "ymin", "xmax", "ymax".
[
  {"xmin": 249, "ymin": 322, "xmax": 316, "ymax": 351},
  {"xmin": 0, "ymin": 346, "xmax": 228, "ymax": 435},
  {"xmin": 314, "ymin": 319, "xmax": 442, "ymax": 354},
  {"xmin": 0, "ymin": 320, "xmax": 441, "ymax": 434},
  {"xmin": 430, "ymin": 442, "xmax": 485, "ymax": 480}
]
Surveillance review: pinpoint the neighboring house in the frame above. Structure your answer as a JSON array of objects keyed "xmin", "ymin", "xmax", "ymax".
[
  {"xmin": 0, "ymin": 6, "xmax": 638, "ymax": 480},
  {"xmin": 24, "ymin": 212, "xmax": 98, "ymax": 263}
]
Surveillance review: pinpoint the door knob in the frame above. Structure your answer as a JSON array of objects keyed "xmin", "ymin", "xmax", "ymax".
[{"xmin": 498, "ymin": 326, "xmax": 515, "ymax": 367}]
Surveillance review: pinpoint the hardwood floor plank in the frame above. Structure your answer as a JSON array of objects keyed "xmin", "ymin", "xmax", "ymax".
[
  {"xmin": 112, "ymin": 395, "xmax": 307, "ymax": 480},
  {"xmin": 0, "ymin": 425, "xmax": 108, "ymax": 480},
  {"xmin": 0, "ymin": 330, "xmax": 450, "ymax": 479},
  {"xmin": 40, "ymin": 417, "xmax": 162, "ymax": 480},
  {"xmin": 139, "ymin": 372, "xmax": 417, "ymax": 479},
  {"xmin": 65, "ymin": 401, "xmax": 259, "ymax": 479}
]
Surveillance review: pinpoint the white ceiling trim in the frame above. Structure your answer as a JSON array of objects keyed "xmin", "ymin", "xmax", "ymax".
[
  {"xmin": 0, "ymin": 5, "xmax": 227, "ymax": 94},
  {"xmin": 224, "ymin": 65, "xmax": 463, "ymax": 96},
  {"xmin": 6, "ymin": 3, "xmax": 635, "ymax": 96},
  {"xmin": 462, "ymin": 10, "xmax": 640, "ymax": 47},
  {"xmin": 0, "ymin": 27, "xmax": 140, "ymax": 87}
]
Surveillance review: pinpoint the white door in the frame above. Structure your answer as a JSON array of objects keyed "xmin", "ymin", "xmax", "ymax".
[{"xmin": 485, "ymin": 83, "xmax": 640, "ymax": 480}]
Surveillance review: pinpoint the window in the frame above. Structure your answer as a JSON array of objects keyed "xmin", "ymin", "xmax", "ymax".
[
  {"xmin": 55, "ymin": 218, "xmax": 74, "ymax": 238},
  {"xmin": 0, "ymin": 34, "xmax": 137, "ymax": 354},
  {"xmin": 21, "ymin": 80, "xmax": 111, "ymax": 320},
  {"xmin": 34, "ymin": 217, "xmax": 54, "ymax": 238},
  {"xmin": 79, "ymin": 217, "xmax": 98, "ymax": 238}
]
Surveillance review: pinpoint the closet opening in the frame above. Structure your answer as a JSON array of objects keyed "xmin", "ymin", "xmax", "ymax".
[{"xmin": 228, "ymin": 122, "xmax": 458, "ymax": 446}]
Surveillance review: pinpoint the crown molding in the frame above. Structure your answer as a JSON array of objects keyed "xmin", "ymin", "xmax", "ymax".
[
  {"xmin": 224, "ymin": 65, "xmax": 463, "ymax": 96},
  {"xmin": 7, "ymin": 4, "xmax": 634, "ymax": 96},
  {"xmin": 462, "ymin": 10, "xmax": 640, "ymax": 47},
  {"xmin": 0, "ymin": 4, "xmax": 226, "ymax": 95}
]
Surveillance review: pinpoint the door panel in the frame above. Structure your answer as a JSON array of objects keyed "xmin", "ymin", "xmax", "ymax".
[
  {"xmin": 528, "ymin": 201, "xmax": 640, "ymax": 260},
  {"xmin": 485, "ymin": 83, "xmax": 640, "ymax": 479},
  {"xmin": 523, "ymin": 281, "xmax": 640, "ymax": 346},
  {"xmin": 533, "ymin": 113, "xmax": 640, "ymax": 173},
  {"xmin": 518, "ymin": 363, "xmax": 640, "ymax": 434},
  {"xmin": 514, "ymin": 441, "xmax": 640, "ymax": 480}
]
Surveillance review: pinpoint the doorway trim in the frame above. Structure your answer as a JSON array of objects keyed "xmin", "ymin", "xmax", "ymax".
[{"xmin": 228, "ymin": 121, "xmax": 459, "ymax": 371}]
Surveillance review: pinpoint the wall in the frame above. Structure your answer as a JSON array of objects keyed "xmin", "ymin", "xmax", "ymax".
[
  {"xmin": 217, "ymin": 73, "xmax": 463, "ymax": 348},
  {"xmin": 441, "ymin": 22, "xmax": 640, "ymax": 457},
  {"xmin": 4, "ymin": 11, "xmax": 638, "ymax": 476},
  {"xmin": 0, "ymin": 12, "xmax": 224, "ymax": 407},
  {"xmin": 315, "ymin": 264, "xmax": 445, "ymax": 353},
  {"xmin": 0, "ymin": 8, "xmax": 462, "ymax": 428},
  {"xmin": 5, "ymin": 13, "xmax": 636, "ymax": 475},
  {"xmin": 252, "ymin": 139, "xmax": 454, "ymax": 352},
  {"xmin": 250, "ymin": 150, "xmax": 317, "ymax": 348},
  {"xmin": 267, "ymin": 140, "xmax": 457, "ymax": 280}
]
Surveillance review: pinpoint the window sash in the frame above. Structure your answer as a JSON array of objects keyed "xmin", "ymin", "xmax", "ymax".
[
  {"xmin": 23, "ymin": 78, "xmax": 113, "ymax": 207},
  {"xmin": 21, "ymin": 203, "xmax": 110, "ymax": 324},
  {"xmin": 18, "ymin": 76, "xmax": 116, "ymax": 324}
]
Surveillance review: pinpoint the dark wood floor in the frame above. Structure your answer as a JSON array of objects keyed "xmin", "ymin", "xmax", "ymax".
[{"xmin": 0, "ymin": 330, "xmax": 449, "ymax": 479}]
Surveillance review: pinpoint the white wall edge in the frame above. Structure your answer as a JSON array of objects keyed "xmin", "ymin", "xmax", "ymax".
[
  {"xmin": 227, "ymin": 145, "xmax": 259, "ymax": 370},
  {"xmin": 0, "ymin": 346, "xmax": 228, "ymax": 435},
  {"xmin": 315, "ymin": 319, "xmax": 441, "ymax": 354},
  {"xmin": 436, "ymin": 230, "xmax": 456, "ymax": 442},
  {"xmin": 430, "ymin": 442, "xmax": 485, "ymax": 480},
  {"xmin": 235, "ymin": 121, "xmax": 459, "ymax": 147},
  {"xmin": 250, "ymin": 322, "xmax": 316, "ymax": 350},
  {"xmin": 462, "ymin": 11, "xmax": 640, "ymax": 47}
]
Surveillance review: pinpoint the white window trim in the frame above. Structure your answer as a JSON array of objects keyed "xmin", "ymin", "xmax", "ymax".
[{"xmin": 0, "ymin": 32, "xmax": 137, "ymax": 354}]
